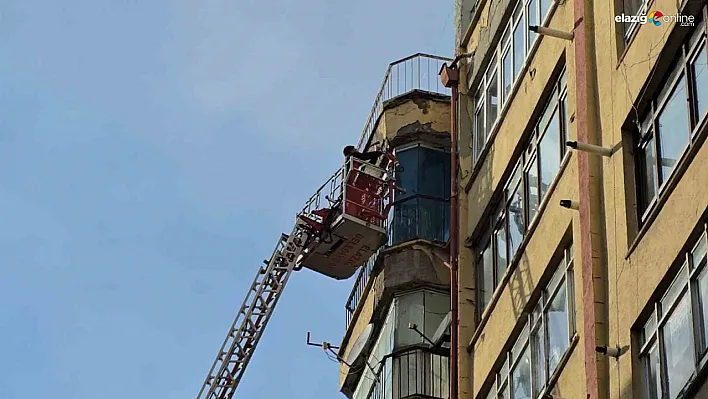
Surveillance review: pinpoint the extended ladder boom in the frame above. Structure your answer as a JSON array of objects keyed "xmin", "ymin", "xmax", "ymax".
[{"xmin": 196, "ymin": 221, "xmax": 309, "ymax": 399}]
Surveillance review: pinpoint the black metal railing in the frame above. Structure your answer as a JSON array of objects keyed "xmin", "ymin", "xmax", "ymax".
[
  {"xmin": 356, "ymin": 54, "xmax": 453, "ymax": 151},
  {"xmin": 367, "ymin": 347, "xmax": 450, "ymax": 399}
]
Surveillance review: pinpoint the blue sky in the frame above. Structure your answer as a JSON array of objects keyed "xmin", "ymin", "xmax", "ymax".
[{"xmin": 0, "ymin": 1, "xmax": 452, "ymax": 398}]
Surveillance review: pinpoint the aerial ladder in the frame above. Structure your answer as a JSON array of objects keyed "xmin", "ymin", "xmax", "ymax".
[{"xmin": 195, "ymin": 151, "xmax": 400, "ymax": 399}]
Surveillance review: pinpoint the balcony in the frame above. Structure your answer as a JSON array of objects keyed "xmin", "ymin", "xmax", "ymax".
[
  {"xmin": 355, "ymin": 53, "xmax": 452, "ymax": 151},
  {"xmin": 343, "ymin": 53, "xmax": 452, "ymax": 333},
  {"xmin": 364, "ymin": 347, "xmax": 450, "ymax": 399}
]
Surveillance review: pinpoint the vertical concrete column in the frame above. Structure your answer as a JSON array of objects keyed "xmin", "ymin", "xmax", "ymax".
[{"xmin": 572, "ymin": 0, "xmax": 609, "ymax": 397}]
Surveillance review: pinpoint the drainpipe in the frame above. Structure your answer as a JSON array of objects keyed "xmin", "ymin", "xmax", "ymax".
[
  {"xmin": 441, "ymin": 53, "xmax": 472, "ymax": 399},
  {"xmin": 571, "ymin": 0, "xmax": 607, "ymax": 396}
]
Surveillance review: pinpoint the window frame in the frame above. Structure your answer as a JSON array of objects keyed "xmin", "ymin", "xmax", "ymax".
[
  {"xmin": 475, "ymin": 68, "xmax": 568, "ymax": 318},
  {"xmin": 636, "ymin": 19, "xmax": 708, "ymax": 222},
  {"xmin": 391, "ymin": 143, "xmax": 451, "ymax": 244},
  {"xmin": 471, "ymin": 0, "xmax": 557, "ymax": 167},
  {"xmin": 639, "ymin": 222, "xmax": 708, "ymax": 399},
  {"xmin": 483, "ymin": 245, "xmax": 576, "ymax": 399}
]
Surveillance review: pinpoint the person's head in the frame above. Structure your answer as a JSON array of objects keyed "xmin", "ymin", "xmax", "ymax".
[{"xmin": 343, "ymin": 145, "xmax": 357, "ymax": 156}]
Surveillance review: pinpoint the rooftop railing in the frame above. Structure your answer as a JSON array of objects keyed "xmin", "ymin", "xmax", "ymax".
[{"xmin": 355, "ymin": 53, "xmax": 453, "ymax": 151}]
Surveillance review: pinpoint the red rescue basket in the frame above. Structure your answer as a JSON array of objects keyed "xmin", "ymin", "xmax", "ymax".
[{"xmin": 296, "ymin": 154, "xmax": 398, "ymax": 280}]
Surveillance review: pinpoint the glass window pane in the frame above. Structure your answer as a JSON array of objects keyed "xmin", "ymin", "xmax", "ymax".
[
  {"xmin": 418, "ymin": 198, "xmax": 449, "ymax": 242},
  {"xmin": 500, "ymin": 359, "xmax": 509, "ymax": 385},
  {"xmin": 656, "ymin": 74, "xmax": 690, "ymax": 182},
  {"xmin": 424, "ymin": 291, "xmax": 451, "ymax": 339},
  {"xmin": 658, "ymin": 60, "xmax": 684, "ymax": 105},
  {"xmin": 639, "ymin": 135, "xmax": 658, "ymax": 213},
  {"xmin": 697, "ymin": 266, "xmax": 708, "ymax": 351},
  {"xmin": 513, "ymin": 19, "xmax": 524, "ymax": 79},
  {"xmin": 561, "ymin": 96, "xmax": 568, "ymax": 154},
  {"xmin": 511, "ymin": 345, "xmax": 532, "ymax": 399},
  {"xmin": 419, "ymin": 148, "xmax": 449, "ymax": 198},
  {"xmin": 540, "ymin": 0, "xmax": 551, "ymax": 20},
  {"xmin": 487, "ymin": 72, "xmax": 499, "ymax": 136},
  {"xmin": 396, "ymin": 292, "xmax": 425, "ymax": 347},
  {"xmin": 662, "ymin": 293, "xmax": 694, "ymax": 398},
  {"xmin": 393, "ymin": 198, "xmax": 417, "ymax": 243},
  {"xmin": 547, "ymin": 281, "xmax": 569, "ymax": 373},
  {"xmin": 480, "ymin": 242, "xmax": 495, "ymax": 312},
  {"xmin": 396, "ymin": 148, "xmax": 419, "ymax": 199},
  {"xmin": 503, "ymin": 51, "xmax": 513, "ymax": 100},
  {"xmin": 531, "ymin": 326, "xmax": 546, "ymax": 396},
  {"xmin": 643, "ymin": 314, "xmax": 657, "ymax": 343},
  {"xmin": 661, "ymin": 265, "xmax": 688, "ymax": 312},
  {"xmin": 512, "ymin": 326, "xmax": 529, "ymax": 362},
  {"xmin": 645, "ymin": 344, "xmax": 661, "ymax": 399},
  {"xmin": 539, "ymin": 111, "xmax": 560, "ymax": 200},
  {"xmin": 689, "ymin": 22, "xmax": 705, "ymax": 49},
  {"xmin": 624, "ymin": 0, "xmax": 643, "ymax": 16},
  {"xmin": 526, "ymin": 157, "xmax": 539, "ymax": 223},
  {"xmin": 527, "ymin": 0, "xmax": 538, "ymax": 49},
  {"xmin": 693, "ymin": 233, "xmax": 708, "ymax": 268},
  {"xmin": 475, "ymin": 106, "xmax": 486, "ymax": 161},
  {"xmin": 495, "ymin": 221, "xmax": 508, "ymax": 284},
  {"xmin": 507, "ymin": 192, "xmax": 524, "ymax": 261},
  {"xmin": 692, "ymin": 44, "xmax": 708, "ymax": 122},
  {"xmin": 559, "ymin": 69, "xmax": 567, "ymax": 92}
]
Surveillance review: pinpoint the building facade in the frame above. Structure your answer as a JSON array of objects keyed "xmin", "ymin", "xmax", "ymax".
[{"xmin": 452, "ymin": 0, "xmax": 708, "ymax": 398}]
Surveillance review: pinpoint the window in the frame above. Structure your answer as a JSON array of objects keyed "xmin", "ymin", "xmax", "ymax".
[
  {"xmin": 482, "ymin": 245, "xmax": 576, "ymax": 398},
  {"xmin": 636, "ymin": 20, "xmax": 708, "ymax": 220},
  {"xmin": 640, "ymin": 223, "xmax": 708, "ymax": 399},
  {"xmin": 472, "ymin": 0, "xmax": 555, "ymax": 163},
  {"xmin": 353, "ymin": 290, "xmax": 451, "ymax": 399},
  {"xmin": 476, "ymin": 68, "xmax": 568, "ymax": 316},
  {"xmin": 621, "ymin": 0, "xmax": 648, "ymax": 42},
  {"xmin": 395, "ymin": 291, "xmax": 450, "ymax": 348},
  {"xmin": 392, "ymin": 144, "xmax": 450, "ymax": 244}
]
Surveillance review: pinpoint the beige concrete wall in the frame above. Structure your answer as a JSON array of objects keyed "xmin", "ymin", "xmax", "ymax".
[
  {"xmin": 591, "ymin": 0, "xmax": 708, "ymax": 397},
  {"xmin": 457, "ymin": 0, "xmax": 708, "ymax": 395},
  {"xmin": 375, "ymin": 94, "xmax": 451, "ymax": 147},
  {"xmin": 463, "ymin": 7, "xmax": 573, "ymax": 235},
  {"xmin": 456, "ymin": 0, "xmax": 590, "ymax": 397},
  {"xmin": 468, "ymin": 159, "xmax": 583, "ymax": 396}
]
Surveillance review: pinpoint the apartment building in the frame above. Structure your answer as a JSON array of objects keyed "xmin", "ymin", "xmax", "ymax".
[{"xmin": 451, "ymin": 0, "xmax": 708, "ymax": 398}]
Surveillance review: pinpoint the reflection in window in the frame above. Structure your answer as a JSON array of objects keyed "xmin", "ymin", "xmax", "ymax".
[
  {"xmin": 487, "ymin": 70, "xmax": 499, "ymax": 137},
  {"xmin": 640, "ymin": 222, "xmax": 708, "ymax": 399},
  {"xmin": 479, "ymin": 240, "xmax": 495, "ymax": 314},
  {"xmin": 621, "ymin": 0, "xmax": 647, "ymax": 41},
  {"xmin": 512, "ymin": 345, "xmax": 532, "ymax": 399},
  {"xmin": 636, "ymin": 21, "xmax": 707, "ymax": 219},
  {"xmin": 693, "ymin": 43, "xmax": 708, "ymax": 119},
  {"xmin": 482, "ymin": 246, "xmax": 575, "ymax": 398},
  {"xmin": 392, "ymin": 144, "xmax": 450, "ymax": 244}
]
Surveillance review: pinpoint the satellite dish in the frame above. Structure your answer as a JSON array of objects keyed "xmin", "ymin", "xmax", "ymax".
[
  {"xmin": 345, "ymin": 323, "xmax": 374, "ymax": 365},
  {"xmin": 431, "ymin": 311, "xmax": 452, "ymax": 347}
]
